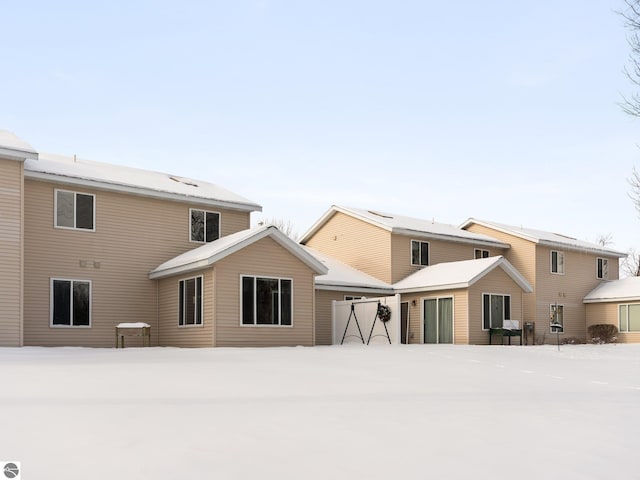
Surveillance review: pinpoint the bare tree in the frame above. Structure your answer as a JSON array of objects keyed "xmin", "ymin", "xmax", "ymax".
[
  {"xmin": 256, "ymin": 217, "xmax": 299, "ymax": 241},
  {"xmin": 629, "ymin": 166, "xmax": 640, "ymax": 216},
  {"xmin": 620, "ymin": 1, "xmax": 640, "ymax": 116},
  {"xmin": 595, "ymin": 232, "xmax": 614, "ymax": 246},
  {"xmin": 622, "ymin": 248, "xmax": 640, "ymax": 276}
]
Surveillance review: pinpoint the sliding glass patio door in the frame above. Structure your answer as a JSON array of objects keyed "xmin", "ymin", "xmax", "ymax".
[{"xmin": 423, "ymin": 297, "xmax": 453, "ymax": 344}]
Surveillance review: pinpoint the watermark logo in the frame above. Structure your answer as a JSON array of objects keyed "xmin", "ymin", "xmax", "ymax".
[{"xmin": 2, "ymin": 462, "xmax": 20, "ymax": 479}]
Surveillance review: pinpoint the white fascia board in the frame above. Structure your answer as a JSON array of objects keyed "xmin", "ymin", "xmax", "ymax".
[
  {"xmin": 465, "ymin": 257, "xmax": 533, "ymax": 293},
  {"xmin": 268, "ymin": 229, "xmax": 329, "ymax": 274},
  {"xmin": 0, "ymin": 146, "xmax": 38, "ymax": 161},
  {"xmin": 315, "ymin": 284, "xmax": 395, "ymax": 295},
  {"xmin": 299, "ymin": 206, "xmax": 343, "ymax": 244},
  {"xmin": 24, "ymin": 171, "xmax": 262, "ymax": 213},
  {"xmin": 583, "ymin": 296, "xmax": 640, "ymax": 304},
  {"xmin": 392, "ymin": 228, "xmax": 510, "ymax": 249},
  {"xmin": 149, "ymin": 259, "xmax": 212, "ymax": 279},
  {"xmin": 536, "ymin": 240, "xmax": 627, "ymax": 259},
  {"xmin": 394, "ymin": 282, "xmax": 469, "ymax": 294}
]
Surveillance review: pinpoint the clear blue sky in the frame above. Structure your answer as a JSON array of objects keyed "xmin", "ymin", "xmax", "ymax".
[{"xmin": 2, "ymin": 0, "xmax": 638, "ymax": 251}]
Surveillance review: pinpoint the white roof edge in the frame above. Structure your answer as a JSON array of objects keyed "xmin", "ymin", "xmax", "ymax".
[
  {"xmin": 315, "ymin": 284, "xmax": 395, "ymax": 294},
  {"xmin": 394, "ymin": 282, "xmax": 470, "ymax": 294},
  {"xmin": 461, "ymin": 218, "xmax": 626, "ymax": 258},
  {"xmin": 467, "ymin": 256, "xmax": 533, "ymax": 293},
  {"xmin": 0, "ymin": 145, "xmax": 38, "ymax": 161},
  {"xmin": 584, "ymin": 296, "xmax": 640, "ymax": 304},
  {"xmin": 150, "ymin": 226, "xmax": 327, "ymax": 280},
  {"xmin": 300, "ymin": 206, "xmax": 367, "ymax": 243},
  {"xmin": 26, "ymin": 170, "xmax": 262, "ymax": 213},
  {"xmin": 392, "ymin": 228, "xmax": 510, "ymax": 248}
]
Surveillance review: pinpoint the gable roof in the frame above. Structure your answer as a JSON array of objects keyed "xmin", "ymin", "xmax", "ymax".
[
  {"xmin": 301, "ymin": 206, "xmax": 510, "ymax": 248},
  {"xmin": 302, "ymin": 246, "xmax": 394, "ymax": 294},
  {"xmin": 150, "ymin": 225, "xmax": 328, "ymax": 279},
  {"xmin": 583, "ymin": 277, "xmax": 640, "ymax": 303},
  {"xmin": 23, "ymin": 152, "xmax": 261, "ymax": 212},
  {"xmin": 0, "ymin": 130, "xmax": 38, "ymax": 161},
  {"xmin": 393, "ymin": 256, "xmax": 533, "ymax": 294},
  {"xmin": 460, "ymin": 218, "xmax": 626, "ymax": 258}
]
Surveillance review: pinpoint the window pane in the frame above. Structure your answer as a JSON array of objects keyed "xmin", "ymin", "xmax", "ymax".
[
  {"xmin": 504, "ymin": 296, "xmax": 511, "ymax": 320},
  {"xmin": 242, "ymin": 277, "xmax": 255, "ymax": 325},
  {"xmin": 53, "ymin": 280, "xmax": 71, "ymax": 325},
  {"xmin": 629, "ymin": 304, "xmax": 640, "ymax": 332},
  {"xmin": 551, "ymin": 251, "xmax": 558, "ymax": 272},
  {"xmin": 281, "ymin": 280, "xmax": 292, "ymax": 326},
  {"xmin": 483, "ymin": 294, "xmax": 490, "ymax": 330},
  {"xmin": 179, "ymin": 280, "xmax": 185, "ymax": 326},
  {"xmin": 75, "ymin": 194, "xmax": 94, "ymax": 230},
  {"xmin": 56, "ymin": 191, "xmax": 74, "ymax": 227},
  {"xmin": 557, "ymin": 253, "xmax": 564, "ymax": 274},
  {"xmin": 195, "ymin": 277, "xmax": 202, "ymax": 325},
  {"xmin": 184, "ymin": 278, "xmax": 196, "ymax": 325},
  {"xmin": 490, "ymin": 295, "xmax": 503, "ymax": 328},
  {"xmin": 420, "ymin": 242, "xmax": 429, "ymax": 266},
  {"xmin": 619, "ymin": 305, "xmax": 628, "ymax": 332},
  {"xmin": 205, "ymin": 212, "xmax": 220, "ymax": 242},
  {"xmin": 256, "ymin": 278, "xmax": 278, "ymax": 325},
  {"xmin": 191, "ymin": 210, "xmax": 204, "ymax": 242},
  {"xmin": 73, "ymin": 281, "xmax": 90, "ymax": 326},
  {"xmin": 411, "ymin": 241, "xmax": 420, "ymax": 265}
]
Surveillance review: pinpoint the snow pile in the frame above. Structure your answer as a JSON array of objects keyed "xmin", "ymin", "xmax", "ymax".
[{"xmin": 1, "ymin": 344, "xmax": 638, "ymax": 479}]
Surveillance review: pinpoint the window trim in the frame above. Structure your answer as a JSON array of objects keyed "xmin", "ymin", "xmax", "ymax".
[
  {"xmin": 481, "ymin": 293, "xmax": 512, "ymax": 331},
  {"xmin": 49, "ymin": 278, "xmax": 92, "ymax": 328},
  {"xmin": 550, "ymin": 304, "xmax": 564, "ymax": 333},
  {"xmin": 189, "ymin": 208, "xmax": 221, "ymax": 243},
  {"xmin": 619, "ymin": 303, "xmax": 640, "ymax": 333},
  {"xmin": 474, "ymin": 248, "xmax": 490, "ymax": 259},
  {"xmin": 178, "ymin": 275, "xmax": 204, "ymax": 327},
  {"xmin": 411, "ymin": 240, "xmax": 430, "ymax": 266},
  {"xmin": 54, "ymin": 189, "xmax": 96, "ymax": 232},
  {"xmin": 550, "ymin": 250, "xmax": 565, "ymax": 275},
  {"xmin": 596, "ymin": 257, "xmax": 609, "ymax": 280},
  {"xmin": 240, "ymin": 275, "xmax": 294, "ymax": 327},
  {"xmin": 420, "ymin": 295, "xmax": 455, "ymax": 344}
]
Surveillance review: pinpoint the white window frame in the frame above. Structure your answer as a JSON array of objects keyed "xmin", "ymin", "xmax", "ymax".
[
  {"xmin": 240, "ymin": 275, "xmax": 293, "ymax": 327},
  {"xmin": 481, "ymin": 293, "xmax": 511, "ymax": 331},
  {"xmin": 411, "ymin": 240, "xmax": 430, "ymax": 266},
  {"xmin": 550, "ymin": 250, "xmax": 565, "ymax": 275},
  {"xmin": 474, "ymin": 248, "xmax": 490, "ymax": 259},
  {"xmin": 50, "ymin": 278, "xmax": 92, "ymax": 328},
  {"xmin": 619, "ymin": 304, "xmax": 640, "ymax": 333},
  {"xmin": 550, "ymin": 304, "xmax": 564, "ymax": 333},
  {"xmin": 596, "ymin": 257, "xmax": 609, "ymax": 280},
  {"xmin": 189, "ymin": 208, "xmax": 221, "ymax": 243},
  {"xmin": 54, "ymin": 189, "xmax": 96, "ymax": 232},
  {"xmin": 420, "ymin": 295, "xmax": 455, "ymax": 344},
  {"xmin": 178, "ymin": 275, "xmax": 204, "ymax": 327}
]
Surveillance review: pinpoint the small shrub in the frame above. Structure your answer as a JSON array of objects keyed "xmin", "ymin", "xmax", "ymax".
[
  {"xmin": 587, "ymin": 324, "xmax": 618, "ymax": 344},
  {"xmin": 561, "ymin": 337, "xmax": 583, "ymax": 345}
]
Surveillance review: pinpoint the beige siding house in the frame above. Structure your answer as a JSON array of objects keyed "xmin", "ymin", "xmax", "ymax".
[
  {"xmin": 461, "ymin": 219, "xmax": 626, "ymax": 343},
  {"xmin": 584, "ymin": 277, "xmax": 640, "ymax": 343}
]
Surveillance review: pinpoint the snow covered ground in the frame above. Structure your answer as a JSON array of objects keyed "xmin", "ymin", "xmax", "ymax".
[{"xmin": 1, "ymin": 344, "xmax": 639, "ymax": 480}]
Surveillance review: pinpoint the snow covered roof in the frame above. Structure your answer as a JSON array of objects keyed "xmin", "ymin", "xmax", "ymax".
[
  {"xmin": 583, "ymin": 277, "xmax": 640, "ymax": 303},
  {"xmin": 302, "ymin": 246, "xmax": 394, "ymax": 294},
  {"xmin": 24, "ymin": 152, "xmax": 261, "ymax": 212},
  {"xmin": 393, "ymin": 256, "xmax": 533, "ymax": 294},
  {"xmin": 0, "ymin": 130, "xmax": 38, "ymax": 161},
  {"xmin": 150, "ymin": 225, "xmax": 328, "ymax": 279},
  {"xmin": 460, "ymin": 218, "xmax": 626, "ymax": 258},
  {"xmin": 301, "ymin": 206, "xmax": 510, "ymax": 248}
]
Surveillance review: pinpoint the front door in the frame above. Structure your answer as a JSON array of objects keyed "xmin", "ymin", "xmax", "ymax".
[{"xmin": 423, "ymin": 297, "xmax": 453, "ymax": 344}]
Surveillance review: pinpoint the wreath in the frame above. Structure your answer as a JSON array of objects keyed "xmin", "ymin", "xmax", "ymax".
[{"xmin": 377, "ymin": 304, "xmax": 392, "ymax": 323}]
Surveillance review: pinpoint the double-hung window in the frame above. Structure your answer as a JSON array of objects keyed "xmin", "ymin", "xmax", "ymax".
[
  {"xmin": 551, "ymin": 250, "xmax": 565, "ymax": 274},
  {"xmin": 190, "ymin": 209, "xmax": 220, "ymax": 243},
  {"xmin": 179, "ymin": 276, "xmax": 203, "ymax": 326},
  {"xmin": 482, "ymin": 294, "xmax": 511, "ymax": 330},
  {"xmin": 475, "ymin": 249, "xmax": 489, "ymax": 259},
  {"xmin": 411, "ymin": 240, "xmax": 429, "ymax": 266},
  {"xmin": 619, "ymin": 304, "xmax": 640, "ymax": 332},
  {"xmin": 241, "ymin": 276, "xmax": 292, "ymax": 326},
  {"xmin": 55, "ymin": 189, "xmax": 95, "ymax": 231},
  {"xmin": 596, "ymin": 258, "xmax": 608, "ymax": 280},
  {"xmin": 51, "ymin": 279, "xmax": 91, "ymax": 327},
  {"xmin": 550, "ymin": 304, "xmax": 564, "ymax": 333}
]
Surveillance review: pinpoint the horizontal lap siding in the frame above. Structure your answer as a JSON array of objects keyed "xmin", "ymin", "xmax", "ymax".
[
  {"xmin": 23, "ymin": 179, "xmax": 250, "ymax": 347},
  {"xmin": 215, "ymin": 237, "xmax": 316, "ymax": 347},
  {"xmin": 0, "ymin": 159, "xmax": 23, "ymax": 346},
  {"xmin": 586, "ymin": 302, "xmax": 640, "ymax": 344},
  {"xmin": 305, "ymin": 212, "xmax": 392, "ymax": 283},
  {"xmin": 158, "ymin": 269, "xmax": 214, "ymax": 347},
  {"xmin": 467, "ymin": 268, "xmax": 525, "ymax": 345},
  {"xmin": 400, "ymin": 289, "xmax": 468, "ymax": 344}
]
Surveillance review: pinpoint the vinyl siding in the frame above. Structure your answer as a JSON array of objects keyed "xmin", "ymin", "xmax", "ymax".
[
  {"xmin": 214, "ymin": 236, "xmax": 316, "ymax": 347},
  {"xmin": 0, "ymin": 159, "xmax": 23, "ymax": 346},
  {"xmin": 391, "ymin": 234, "xmax": 507, "ymax": 284},
  {"xmin": 400, "ymin": 289, "xmax": 468, "ymax": 344},
  {"xmin": 586, "ymin": 302, "xmax": 640, "ymax": 344},
  {"xmin": 304, "ymin": 212, "xmax": 392, "ymax": 283},
  {"xmin": 157, "ymin": 269, "xmax": 214, "ymax": 347},
  {"xmin": 23, "ymin": 178, "xmax": 250, "ymax": 347},
  {"xmin": 314, "ymin": 289, "xmax": 386, "ymax": 345},
  {"xmin": 467, "ymin": 267, "xmax": 525, "ymax": 345}
]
